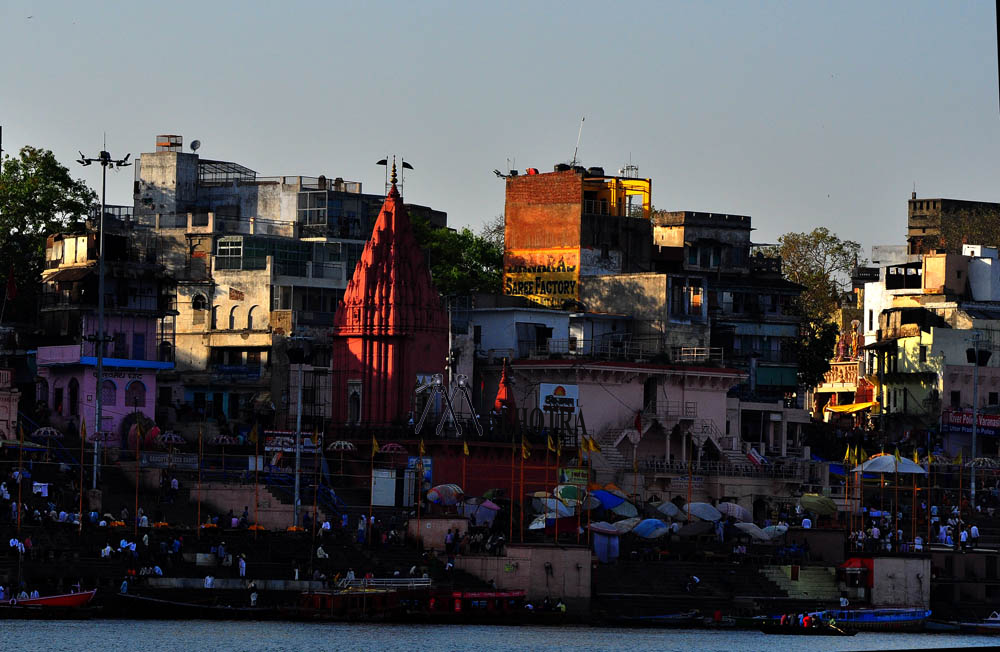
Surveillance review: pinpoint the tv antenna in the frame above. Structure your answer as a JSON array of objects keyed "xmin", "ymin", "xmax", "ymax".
[{"xmin": 570, "ymin": 116, "xmax": 585, "ymax": 166}]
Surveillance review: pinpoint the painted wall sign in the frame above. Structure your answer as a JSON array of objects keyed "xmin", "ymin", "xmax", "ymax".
[
  {"xmin": 229, "ymin": 288, "xmax": 245, "ymax": 301},
  {"xmin": 503, "ymin": 248, "xmax": 580, "ymax": 307}
]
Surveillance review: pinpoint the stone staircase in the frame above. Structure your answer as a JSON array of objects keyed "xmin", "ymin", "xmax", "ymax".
[{"xmin": 759, "ymin": 565, "xmax": 841, "ymax": 603}]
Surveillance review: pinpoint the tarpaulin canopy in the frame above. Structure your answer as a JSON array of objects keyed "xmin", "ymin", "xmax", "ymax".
[
  {"xmin": 633, "ymin": 518, "xmax": 670, "ymax": 539},
  {"xmin": 799, "ymin": 493, "xmax": 838, "ymax": 516},
  {"xmin": 825, "ymin": 401, "xmax": 879, "ymax": 414},
  {"xmin": 851, "ymin": 454, "xmax": 926, "ymax": 475},
  {"xmin": 613, "ymin": 517, "xmax": 641, "ymax": 534}
]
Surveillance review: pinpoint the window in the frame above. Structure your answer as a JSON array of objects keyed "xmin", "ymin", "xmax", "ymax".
[
  {"xmin": 951, "ymin": 391, "xmax": 962, "ymax": 409},
  {"xmin": 132, "ymin": 333, "xmax": 146, "ymax": 361},
  {"xmin": 192, "ymin": 294, "xmax": 208, "ymax": 311},
  {"xmin": 211, "ymin": 306, "xmax": 219, "ymax": 330},
  {"xmin": 868, "ymin": 310, "xmax": 873, "ymax": 331},
  {"xmin": 990, "ymin": 392, "xmax": 999, "ymax": 406},
  {"xmin": 688, "ymin": 247, "xmax": 697, "ymax": 265},
  {"xmin": 37, "ymin": 379, "xmax": 48, "ymax": 406},
  {"xmin": 347, "ymin": 380, "xmax": 362, "ymax": 425},
  {"xmin": 229, "ymin": 306, "xmax": 238, "ymax": 330},
  {"xmin": 101, "ymin": 380, "xmax": 117, "ymax": 406},
  {"xmin": 68, "ymin": 378, "xmax": 79, "ymax": 417},
  {"xmin": 247, "ymin": 350, "xmax": 261, "ymax": 366},
  {"xmin": 919, "ymin": 345, "xmax": 927, "ymax": 363},
  {"xmin": 247, "ymin": 306, "xmax": 257, "ymax": 330},
  {"xmin": 216, "ymin": 237, "xmax": 243, "ymax": 270},
  {"xmin": 126, "ymin": 381, "xmax": 147, "ymax": 408}
]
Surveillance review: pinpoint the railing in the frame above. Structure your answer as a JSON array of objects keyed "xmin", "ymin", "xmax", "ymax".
[
  {"xmin": 644, "ymin": 400, "xmax": 698, "ymax": 419},
  {"xmin": 671, "ymin": 347, "xmax": 724, "ymax": 364},
  {"xmin": 336, "ymin": 577, "xmax": 432, "ymax": 590},
  {"xmin": 519, "ymin": 338, "xmax": 664, "ymax": 361},
  {"xmin": 641, "ymin": 457, "xmax": 806, "ymax": 480}
]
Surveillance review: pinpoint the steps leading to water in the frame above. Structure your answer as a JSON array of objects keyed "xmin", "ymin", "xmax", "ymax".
[{"xmin": 760, "ymin": 565, "xmax": 840, "ymax": 603}]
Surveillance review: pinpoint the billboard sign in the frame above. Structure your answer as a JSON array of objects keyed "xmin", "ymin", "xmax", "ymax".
[
  {"xmin": 539, "ymin": 383, "xmax": 579, "ymax": 415},
  {"xmin": 503, "ymin": 248, "xmax": 580, "ymax": 308}
]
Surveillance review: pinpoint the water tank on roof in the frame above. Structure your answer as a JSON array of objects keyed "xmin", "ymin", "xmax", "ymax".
[
  {"xmin": 572, "ymin": 166, "xmax": 586, "ymax": 174},
  {"xmin": 587, "ymin": 167, "xmax": 605, "ymax": 176},
  {"xmin": 554, "ymin": 164, "xmax": 571, "ymax": 172}
]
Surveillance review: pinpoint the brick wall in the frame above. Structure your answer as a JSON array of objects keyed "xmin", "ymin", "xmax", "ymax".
[{"xmin": 505, "ymin": 171, "xmax": 583, "ymax": 251}]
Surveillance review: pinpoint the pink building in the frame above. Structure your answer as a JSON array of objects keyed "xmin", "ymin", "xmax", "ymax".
[{"xmin": 35, "ymin": 229, "xmax": 176, "ymax": 441}]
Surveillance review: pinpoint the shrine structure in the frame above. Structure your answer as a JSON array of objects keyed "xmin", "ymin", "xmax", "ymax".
[{"xmin": 330, "ymin": 162, "xmax": 448, "ymax": 427}]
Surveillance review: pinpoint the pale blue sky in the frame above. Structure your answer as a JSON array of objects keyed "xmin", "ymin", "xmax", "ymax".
[{"xmin": 2, "ymin": 0, "xmax": 998, "ymax": 254}]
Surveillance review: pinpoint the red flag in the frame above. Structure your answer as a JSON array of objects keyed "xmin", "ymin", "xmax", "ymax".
[
  {"xmin": 634, "ymin": 411, "xmax": 642, "ymax": 432},
  {"xmin": 5, "ymin": 266, "xmax": 16, "ymax": 301}
]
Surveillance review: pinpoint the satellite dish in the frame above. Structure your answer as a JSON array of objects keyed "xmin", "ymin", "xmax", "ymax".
[{"xmin": 190, "ymin": 140, "xmax": 201, "ymax": 152}]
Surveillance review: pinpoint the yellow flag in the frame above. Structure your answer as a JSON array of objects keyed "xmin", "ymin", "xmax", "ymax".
[
  {"xmin": 955, "ymin": 450, "xmax": 963, "ymax": 466},
  {"xmin": 556, "ymin": 437, "xmax": 562, "ymax": 458},
  {"xmin": 858, "ymin": 446, "xmax": 867, "ymax": 462},
  {"xmin": 371, "ymin": 435, "xmax": 380, "ymax": 457},
  {"xmin": 843, "ymin": 445, "xmax": 851, "ymax": 463},
  {"xmin": 894, "ymin": 447, "xmax": 901, "ymax": 464},
  {"xmin": 547, "ymin": 435, "xmax": 556, "ymax": 453},
  {"xmin": 248, "ymin": 424, "xmax": 258, "ymax": 445},
  {"xmin": 78, "ymin": 417, "xmax": 86, "ymax": 443},
  {"xmin": 912, "ymin": 449, "xmax": 920, "ymax": 465},
  {"xmin": 463, "ymin": 441, "xmax": 470, "ymax": 457},
  {"xmin": 418, "ymin": 439, "xmax": 426, "ymax": 456},
  {"xmin": 927, "ymin": 451, "xmax": 934, "ymax": 465},
  {"xmin": 588, "ymin": 436, "xmax": 602, "ymax": 453},
  {"xmin": 521, "ymin": 438, "xmax": 531, "ymax": 460}
]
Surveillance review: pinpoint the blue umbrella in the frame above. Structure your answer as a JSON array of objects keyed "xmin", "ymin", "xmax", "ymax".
[
  {"xmin": 633, "ymin": 518, "xmax": 670, "ymax": 539},
  {"xmin": 592, "ymin": 490, "xmax": 625, "ymax": 509}
]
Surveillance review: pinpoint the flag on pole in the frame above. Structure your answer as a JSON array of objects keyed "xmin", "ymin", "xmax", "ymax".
[
  {"xmin": 587, "ymin": 436, "xmax": 602, "ymax": 453},
  {"xmin": 894, "ymin": 447, "xmax": 901, "ymax": 464},
  {"xmin": 463, "ymin": 441, "xmax": 470, "ymax": 456},
  {"xmin": 858, "ymin": 446, "xmax": 867, "ymax": 462},
  {"xmin": 843, "ymin": 445, "xmax": 851, "ymax": 463},
  {"xmin": 79, "ymin": 417, "xmax": 87, "ymax": 443},
  {"xmin": 248, "ymin": 424, "xmax": 258, "ymax": 445},
  {"xmin": 521, "ymin": 437, "xmax": 531, "ymax": 460},
  {"xmin": 418, "ymin": 439, "xmax": 426, "ymax": 456},
  {"xmin": 547, "ymin": 435, "xmax": 556, "ymax": 453},
  {"xmin": 912, "ymin": 449, "xmax": 920, "ymax": 465},
  {"xmin": 371, "ymin": 436, "xmax": 380, "ymax": 457},
  {"xmin": 955, "ymin": 450, "xmax": 963, "ymax": 466},
  {"xmin": 927, "ymin": 451, "xmax": 934, "ymax": 465}
]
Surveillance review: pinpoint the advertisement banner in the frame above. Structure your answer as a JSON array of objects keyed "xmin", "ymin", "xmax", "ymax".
[
  {"xmin": 407, "ymin": 456, "xmax": 433, "ymax": 485},
  {"xmin": 942, "ymin": 409, "xmax": 1000, "ymax": 436},
  {"xmin": 540, "ymin": 383, "xmax": 579, "ymax": 415},
  {"xmin": 559, "ymin": 467, "xmax": 589, "ymax": 485},
  {"xmin": 503, "ymin": 248, "xmax": 580, "ymax": 308}
]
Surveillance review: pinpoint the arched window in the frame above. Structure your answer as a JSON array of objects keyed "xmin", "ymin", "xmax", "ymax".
[
  {"xmin": 126, "ymin": 380, "xmax": 147, "ymax": 408},
  {"xmin": 247, "ymin": 305, "xmax": 257, "ymax": 330},
  {"xmin": 229, "ymin": 306, "xmax": 239, "ymax": 330},
  {"xmin": 211, "ymin": 306, "xmax": 219, "ymax": 330},
  {"xmin": 159, "ymin": 341, "xmax": 174, "ymax": 362},
  {"xmin": 101, "ymin": 380, "xmax": 117, "ymax": 406},
  {"xmin": 68, "ymin": 378, "xmax": 80, "ymax": 417},
  {"xmin": 192, "ymin": 294, "xmax": 208, "ymax": 311}
]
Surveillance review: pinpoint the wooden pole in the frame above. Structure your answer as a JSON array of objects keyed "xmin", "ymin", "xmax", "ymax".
[
  {"xmin": 78, "ymin": 420, "xmax": 85, "ymax": 535},
  {"xmin": 312, "ymin": 429, "xmax": 320, "ymax": 541},
  {"xmin": 687, "ymin": 437, "xmax": 693, "ymax": 523},
  {"xmin": 894, "ymin": 457, "xmax": 899, "ymax": 551},
  {"xmin": 254, "ymin": 425, "xmax": 259, "ymax": 538},
  {"xmin": 197, "ymin": 425, "xmax": 203, "ymax": 537},
  {"xmin": 134, "ymin": 422, "xmax": 141, "ymax": 539},
  {"xmin": 16, "ymin": 422, "xmax": 24, "ymax": 537},
  {"xmin": 519, "ymin": 434, "xmax": 525, "ymax": 544},
  {"xmin": 509, "ymin": 432, "xmax": 515, "ymax": 543},
  {"xmin": 587, "ymin": 440, "xmax": 592, "ymax": 546}
]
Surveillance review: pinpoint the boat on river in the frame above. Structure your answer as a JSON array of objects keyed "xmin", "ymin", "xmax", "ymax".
[
  {"xmin": 958, "ymin": 610, "xmax": 1000, "ymax": 634},
  {"xmin": 0, "ymin": 589, "xmax": 98, "ymax": 619},
  {"xmin": 759, "ymin": 623, "xmax": 856, "ymax": 636},
  {"xmin": 820, "ymin": 607, "xmax": 931, "ymax": 632}
]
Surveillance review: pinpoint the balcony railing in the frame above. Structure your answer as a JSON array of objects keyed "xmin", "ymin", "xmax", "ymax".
[{"xmin": 671, "ymin": 346, "xmax": 724, "ymax": 364}]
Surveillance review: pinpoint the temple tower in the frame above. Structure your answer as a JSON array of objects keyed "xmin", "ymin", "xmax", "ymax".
[{"xmin": 330, "ymin": 162, "xmax": 448, "ymax": 427}]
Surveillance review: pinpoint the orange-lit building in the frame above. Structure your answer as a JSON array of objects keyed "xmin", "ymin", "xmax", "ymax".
[{"xmin": 503, "ymin": 166, "xmax": 652, "ymax": 308}]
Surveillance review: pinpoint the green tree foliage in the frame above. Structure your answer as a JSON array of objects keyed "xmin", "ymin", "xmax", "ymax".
[
  {"xmin": 411, "ymin": 213, "xmax": 504, "ymax": 296},
  {"xmin": 0, "ymin": 146, "xmax": 96, "ymax": 319},
  {"xmin": 768, "ymin": 227, "xmax": 864, "ymax": 387}
]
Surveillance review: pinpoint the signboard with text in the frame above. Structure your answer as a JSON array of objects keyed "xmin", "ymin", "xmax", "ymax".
[
  {"xmin": 942, "ymin": 409, "xmax": 1000, "ymax": 437},
  {"xmin": 539, "ymin": 383, "xmax": 580, "ymax": 415},
  {"xmin": 503, "ymin": 248, "xmax": 580, "ymax": 308}
]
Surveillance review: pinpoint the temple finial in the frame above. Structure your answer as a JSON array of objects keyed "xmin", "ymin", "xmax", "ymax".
[{"xmin": 390, "ymin": 155, "xmax": 398, "ymax": 186}]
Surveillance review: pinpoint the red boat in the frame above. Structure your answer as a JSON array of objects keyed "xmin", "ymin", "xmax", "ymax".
[{"xmin": 15, "ymin": 589, "xmax": 96, "ymax": 608}]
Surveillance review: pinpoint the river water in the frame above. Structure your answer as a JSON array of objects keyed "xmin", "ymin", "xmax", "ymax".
[{"xmin": 3, "ymin": 621, "xmax": 998, "ymax": 651}]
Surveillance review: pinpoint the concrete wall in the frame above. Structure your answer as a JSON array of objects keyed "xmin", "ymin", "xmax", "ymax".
[
  {"xmin": 871, "ymin": 556, "xmax": 930, "ymax": 608},
  {"xmin": 468, "ymin": 308, "xmax": 570, "ymax": 358},
  {"xmin": 454, "ymin": 544, "xmax": 591, "ymax": 612},
  {"xmin": 406, "ymin": 516, "xmax": 468, "ymax": 550}
]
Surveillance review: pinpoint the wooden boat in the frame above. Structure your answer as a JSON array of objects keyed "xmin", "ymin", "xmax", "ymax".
[
  {"xmin": 15, "ymin": 589, "xmax": 96, "ymax": 608},
  {"xmin": 759, "ymin": 623, "xmax": 856, "ymax": 636},
  {"xmin": 959, "ymin": 610, "xmax": 1000, "ymax": 634},
  {"xmin": 820, "ymin": 607, "xmax": 931, "ymax": 632},
  {"xmin": 924, "ymin": 619, "xmax": 961, "ymax": 632}
]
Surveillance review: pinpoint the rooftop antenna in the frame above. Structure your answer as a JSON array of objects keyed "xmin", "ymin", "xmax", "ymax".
[{"xmin": 570, "ymin": 116, "xmax": 585, "ymax": 167}]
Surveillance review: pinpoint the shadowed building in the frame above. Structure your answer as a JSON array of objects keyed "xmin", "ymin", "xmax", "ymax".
[{"xmin": 907, "ymin": 192, "xmax": 1000, "ymax": 255}]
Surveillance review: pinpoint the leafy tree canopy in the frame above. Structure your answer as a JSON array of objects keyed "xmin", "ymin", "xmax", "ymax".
[
  {"xmin": 0, "ymin": 146, "xmax": 96, "ymax": 318},
  {"xmin": 766, "ymin": 227, "xmax": 864, "ymax": 387},
  {"xmin": 411, "ymin": 213, "xmax": 504, "ymax": 296}
]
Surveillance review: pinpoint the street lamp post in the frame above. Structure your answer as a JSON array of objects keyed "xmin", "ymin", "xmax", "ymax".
[{"xmin": 77, "ymin": 147, "xmax": 130, "ymax": 489}]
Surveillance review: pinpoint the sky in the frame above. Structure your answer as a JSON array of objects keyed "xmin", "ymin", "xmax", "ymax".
[{"xmin": 2, "ymin": 0, "xmax": 998, "ymax": 255}]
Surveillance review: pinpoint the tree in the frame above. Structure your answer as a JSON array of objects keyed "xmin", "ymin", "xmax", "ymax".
[
  {"xmin": 411, "ymin": 214, "xmax": 504, "ymax": 296},
  {"xmin": 0, "ymin": 146, "xmax": 96, "ymax": 320},
  {"xmin": 768, "ymin": 227, "xmax": 864, "ymax": 387},
  {"xmin": 770, "ymin": 227, "xmax": 864, "ymax": 322}
]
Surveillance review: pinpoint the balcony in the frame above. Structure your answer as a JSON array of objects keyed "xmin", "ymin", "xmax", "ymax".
[{"xmin": 671, "ymin": 346, "xmax": 724, "ymax": 365}]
